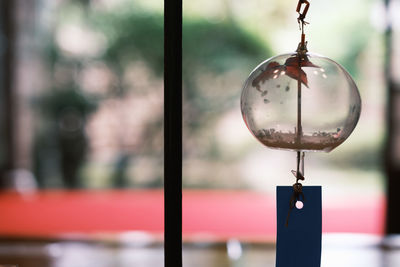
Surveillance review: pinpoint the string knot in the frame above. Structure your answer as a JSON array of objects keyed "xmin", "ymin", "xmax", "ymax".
[
  {"xmin": 293, "ymin": 182, "xmax": 303, "ymax": 193},
  {"xmin": 285, "ymin": 182, "xmax": 306, "ymax": 227},
  {"xmin": 291, "ymin": 169, "xmax": 305, "ymax": 182}
]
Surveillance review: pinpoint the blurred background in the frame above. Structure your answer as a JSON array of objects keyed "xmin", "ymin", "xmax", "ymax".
[{"xmin": 0, "ymin": 0, "xmax": 399, "ymax": 266}]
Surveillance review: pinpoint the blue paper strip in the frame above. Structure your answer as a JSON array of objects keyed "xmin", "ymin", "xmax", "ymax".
[{"xmin": 276, "ymin": 186, "xmax": 322, "ymax": 267}]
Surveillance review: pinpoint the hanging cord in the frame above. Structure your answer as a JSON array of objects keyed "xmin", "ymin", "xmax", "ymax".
[
  {"xmin": 292, "ymin": 151, "xmax": 305, "ymax": 183},
  {"xmin": 294, "ymin": 0, "xmax": 310, "ymax": 148},
  {"xmin": 285, "ymin": 179, "xmax": 305, "ymax": 227},
  {"xmin": 286, "ymin": 152, "xmax": 305, "ymax": 227},
  {"xmin": 296, "ymin": 0, "xmax": 310, "ymax": 55},
  {"xmin": 285, "ymin": 0, "xmax": 310, "ymax": 228}
]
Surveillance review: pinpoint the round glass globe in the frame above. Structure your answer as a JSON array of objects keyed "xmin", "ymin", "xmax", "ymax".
[{"xmin": 241, "ymin": 53, "xmax": 361, "ymax": 152}]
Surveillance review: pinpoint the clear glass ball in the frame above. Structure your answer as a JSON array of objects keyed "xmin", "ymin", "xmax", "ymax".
[{"xmin": 241, "ymin": 53, "xmax": 361, "ymax": 152}]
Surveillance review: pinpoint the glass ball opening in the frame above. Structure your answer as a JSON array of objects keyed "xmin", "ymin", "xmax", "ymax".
[{"xmin": 241, "ymin": 52, "xmax": 361, "ymax": 152}]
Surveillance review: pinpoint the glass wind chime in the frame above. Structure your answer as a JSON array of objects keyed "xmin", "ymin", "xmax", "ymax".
[{"xmin": 240, "ymin": 1, "xmax": 361, "ymax": 266}]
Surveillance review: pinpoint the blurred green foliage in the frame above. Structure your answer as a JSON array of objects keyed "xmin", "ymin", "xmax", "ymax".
[
  {"xmin": 33, "ymin": 3, "xmax": 272, "ymax": 188},
  {"xmin": 182, "ymin": 18, "xmax": 271, "ymax": 129},
  {"xmin": 94, "ymin": 11, "xmax": 164, "ymax": 76},
  {"xmin": 33, "ymin": 86, "xmax": 98, "ymax": 188},
  {"xmin": 182, "ymin": 18, "xmax": 270, "ymax": 73},
  {"xmin": 37, "ymin": 88, "xmax": 97, "ymax": 119}
]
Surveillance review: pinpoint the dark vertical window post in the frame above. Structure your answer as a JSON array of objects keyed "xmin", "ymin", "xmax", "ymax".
[
  {"xmin": 384, "ymin": 0, "xmax": 400, "ymax": 234},
  {"xmin": 164, "ymin": 0, "xmax": 183, "ymax": 266},
  {"xmin": 0, "ymin": 1, "xmax": 16, "ymax": 188}
]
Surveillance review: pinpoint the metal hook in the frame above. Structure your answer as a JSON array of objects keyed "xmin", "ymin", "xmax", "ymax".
[
  {"xmin": 296, "ymin": 0, "xmax": 310, "ymax": 23},
  {"xmin": 296, "ymin": 0, "xmax": 310, "ymax": 31}
]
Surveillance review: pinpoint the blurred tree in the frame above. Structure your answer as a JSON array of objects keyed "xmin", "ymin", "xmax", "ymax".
[
  {"xmin": 33, "ymin": 87, "xmax": 97, "ymax": 188},
  {"xmin": 32, "ymin": 2, "xmax": 271, "ymax": 188},
  {"xmin": 91, "ymin": 8, "xmax": 271, "ymax": 186},
  {"xmin": 94, "ymin": 10, "xmax": 270, "ymax": 117}
]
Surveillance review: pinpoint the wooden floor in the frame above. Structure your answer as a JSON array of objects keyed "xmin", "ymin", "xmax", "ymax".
[{"xmin": 0, "ymin": 234, "xmax": 398, "ymax": 267}]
